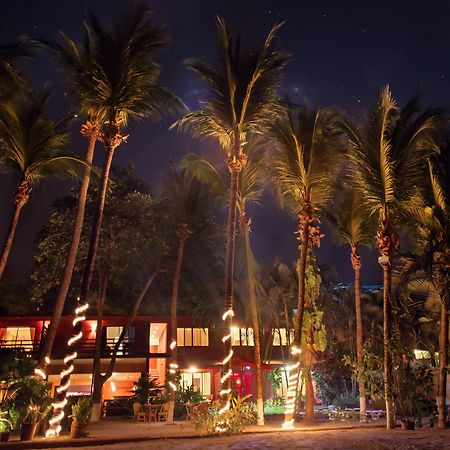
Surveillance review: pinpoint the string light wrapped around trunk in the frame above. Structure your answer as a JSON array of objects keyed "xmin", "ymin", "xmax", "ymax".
[
  {"xmin": 46, "ymin": 300, "xmax": 88, "ymax": 437},
  {"xmin": 282, "ymin": 346, "xmax": 302, "ymax": 430},
  {"xmin": 218, "ymin": 307, "xmax": 234, "ymax": 415}
]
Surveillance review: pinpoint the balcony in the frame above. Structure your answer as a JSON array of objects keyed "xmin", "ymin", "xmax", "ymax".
[{"xmin": 0, "ymin": 338, "xmax": 153, "ymax": 359}]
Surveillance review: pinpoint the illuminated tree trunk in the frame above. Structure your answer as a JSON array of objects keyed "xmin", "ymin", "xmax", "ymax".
[
  {"xmin": 221, "ymin": 151, "xmax": 245, "ymax": 406},
  {"xmin": 438, "ymin": 283, "xmax": 449, "ymax": 429},
  {"xmin": 283, "ymin": 206, "xmax": 310, "ymax": 426},
  {"xmin": 167, "ymin": 224, "xmax": 191, "ymax": 424},
  {"xmin": 48, "ymin": 128, "xmax": 122, "ymax": 435},
  {"xmin": 241, "ymin": 213, "xmax": 264, "ymax": 425},
  {"xmin": 0, "ymin": 179, "xmax": 30, "ymax": 280},
  {"xmin": 377, "ymin": 214, "xmax": 397, "ymax": 430},
  {"xmin": 351, "ymin": 243, "xmax": 366, "ymax": 422},
  {"xmin": 38, "ymin": 123, "xmax": 98, "ymax": 368},
  {"xmin": 304, "ymin": 349, "xmax": 315, "ymax": 425}
]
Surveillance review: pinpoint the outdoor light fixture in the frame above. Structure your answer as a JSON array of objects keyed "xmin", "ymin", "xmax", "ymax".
[
  {"xmin": 218, "ymin": 307, "xmax": 234, "ymax": 415},
  {"xmin": 46, "ymin": 300, "xmax": 88, "ymax": 437},
  {"xmin": 282, "ymin": 346, "xmax": 302, "ymax": 430},
  {"xmin": 187, "ymin": 366, "xmax": 197, "ymax": 373}
]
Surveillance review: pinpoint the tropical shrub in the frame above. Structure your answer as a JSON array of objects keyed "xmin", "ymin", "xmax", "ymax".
[{"xmin": 192, "ymin": 395, "xmax": 255, "ymax": 435}]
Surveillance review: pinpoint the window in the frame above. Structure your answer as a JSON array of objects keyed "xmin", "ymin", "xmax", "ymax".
[
  {"xmin": 231, "ymin": 328, "xmax": 254, "ymax": 346},
  {"xmin": 4, "ymin": 327, "xmax": 35, "ymax": 349},
  {"xmin": 272, "ymin": 328, "xmax": 294, "ymax": 346},
  {"xmin": 106, "ymin": 326, "xmax": 135, "ymax": 355},
  {"xmin": 177, "ymin": 328, "xmax": 208, "ymax": 347},
  {"xmin": 180, "ymin": 371, "xmax": 211, "ymax": 396}
]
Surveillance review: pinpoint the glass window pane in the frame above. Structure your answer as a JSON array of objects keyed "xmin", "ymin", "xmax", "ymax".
[
  {"xmin": 247, "ymin": 328, "xmax": 254, "ymax": 346},
  {"xmin": 240, "ymin": 328, "xmax": 248, "ymax": 346},
  {"xmin": 231, "ymin": 327, "xmax": 240, "ymax": 346},
  {"xmin": 177, "ymin": 328, "xmax": 184, "ymax": 347},
  {"xmin": 200, "ymin": 328, "xmax": 208, "ymax": 346},
  {"xmin": 185, "ymin": 328, "xmax": 192, "ymax": 346},
  {"xmin": 193, "ymin": 328, "xmax": 201, "ymax": 346}
]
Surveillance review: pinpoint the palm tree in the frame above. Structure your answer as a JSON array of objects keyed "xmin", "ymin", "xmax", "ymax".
[
  {"xmin": 162, "ymin": 163, "xmax": 210, "ymax": 424},
  {"xmin": 35, "ymin": 22, "xmax": 104, "ymax": 367},
  {"xmin": 47, "ymin": 4, "xmax": 181, "ymax": 430},
  {"xmin": 404, "ymin": 157, "xmax": 450, "ymax": 428},
  {"xmin": 182, "ymin": 145, "xmax": 267, "ymax": 425},
  {"xmin": 173, "ymin": 17, "xmax": 288, "ymax": 406},
  {"xmin": 271, "ymin": 104, "xmax": 343, "ymax": 426},
  {"xmin": 0, "ymin": 92, "xmax": 86, "ymax": 280},
  {"xmin": 325, "ymin": 190, "xmax": 374, "ymax": 422},
  {"xmin": 341, "ymin": 87, "xmax": 443, "ymax": 429}
]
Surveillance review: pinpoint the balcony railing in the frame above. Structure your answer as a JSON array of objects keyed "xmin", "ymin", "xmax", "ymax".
[{"xmin": 0, "ymin": 338, "xmax": 149, "ymax": 359}]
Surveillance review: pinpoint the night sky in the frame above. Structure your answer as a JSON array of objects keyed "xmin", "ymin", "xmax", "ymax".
[{"xmin": 1, "ymin": 0, "xmax": 450, "ymax": 283}]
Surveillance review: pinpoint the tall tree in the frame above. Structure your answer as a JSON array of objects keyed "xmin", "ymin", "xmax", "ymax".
[
  {"xmin": 404, "ymin": 156, "xmax": 450, "ymax": 429},
  {"xmin": 174, "ymin": 17, "xmax": 288, "ymax": 408},
  {"xmin": 182, "ymin": 146, "xmax": 267, "ymax": 425},
  {"xmin": 161, "ymin": 164, "xmax": 211, "ymax": 424},
  {"xmin": 48, "ymin": 4, "xmax": 181, "ymax": 431},
  {"xmin": 0, "ymin": 92, "xmax": 86, "ymax": 280},
  {"xmin": 341, "ymin": 87, "xmax": 443, "ymax": 429},
  {"xmin": 325, "ymin": 190, "xmax": 374, "ymax": 421},
  {"xmin": 271, "ymin": 104, "xmax": 343, "ymax": 426},
  {"xmin": 34, "ymin": 29, "xmax": 104, "ymax": 367}
]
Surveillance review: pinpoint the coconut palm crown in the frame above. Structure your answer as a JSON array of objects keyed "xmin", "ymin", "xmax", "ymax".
[
  {"xmin": 39, "ymin": 4, "xmax": 181, "ymax": 135},
  {"xmin": 173, "ymin": 17, "xmax": 289, "ymax": 153}
]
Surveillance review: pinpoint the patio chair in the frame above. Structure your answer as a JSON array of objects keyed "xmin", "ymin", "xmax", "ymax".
[
  {"xmin": 185, "ymin": 402, "xmax": 195, "ymax": 420},
  {"xmin": 159, "ymin": 403, "xmax": 169, "ymax": 421},
  {"xmin": 133, "ymin": 402, "xmax": 146, "ymax": 422},
  {"xmin": 197, "ymin": 401, "xmax": 209, "ymax": 416}
]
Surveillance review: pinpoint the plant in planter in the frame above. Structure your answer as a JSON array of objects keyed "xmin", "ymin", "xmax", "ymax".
[
  {"xmin": 69, "ymin": 397, "xmax": 93, "ymax": 438},
  {"xmin": 0, "ymin": 410, "xmax": 12, "ymax": 442},
  {"xmin": 7, "ymin": 375, "xmax": 52, "ymax": 441},
  {"xmin": 21, "ymin": 400, "xmax": 51, "ymax": 441}
]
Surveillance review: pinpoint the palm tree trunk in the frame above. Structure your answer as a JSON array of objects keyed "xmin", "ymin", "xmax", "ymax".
[
  {"xmin": 167, "ymin": 226, "xmax": 190, "ymax": 424},
  {"xmin": 80, "ymin": 144, "xmax": 115, "ymax": 304},
  {"xmin": 284, "ymin": 215, "xmax": 309, "ymax": 426},
  {"xmin": 351, "ymin": 244, "xmax": 366, "ymax": 422},
  {"xmin": 221, "ymin": 155, "xmax": 242, "ymax": 400},
  {"xmin": 242, "ymin": 215, "xmax": 264, "ymax": 425},
  {"xmin": 91, "ymin": 273, "xmax": 107, "ymax": 422},
  {"xmin": 304, "ymin": 350, "xmax": 315, "ymax": 425},
  {"xmin": 37, "ymin": 131, "xmax": 97, "ymax": 368},
  {"xmin": 438, "ymin": 286, "xmax": 449, "ymax": 429},
  {"xmin": 48, "ymin": 143, "xmax": 116, "ymax": 433},
  {"xmin": 0, "ymin": 179, "xmax": 30, "ymax": 280},
  {"xmin": 381, "ymin": 262, "xmax": 394, "ymax": 429}
]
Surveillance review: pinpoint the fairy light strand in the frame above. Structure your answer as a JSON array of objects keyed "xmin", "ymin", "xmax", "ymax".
[
  {"xmin": 218, "ymin": 307, "xmax": 234, "ymax": 417},
  {"xmin": 282, "ymin": 347, "xmax": 302, "ymax": 430},
  {"xmin": 46, "ymin": 299, "xmax": 88, "ymax": 438}
]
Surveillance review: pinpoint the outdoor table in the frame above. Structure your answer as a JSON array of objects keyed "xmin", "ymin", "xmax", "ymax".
[{"xmin": 143, "ymin": 404, "xmax": 162, "ymax": 422}]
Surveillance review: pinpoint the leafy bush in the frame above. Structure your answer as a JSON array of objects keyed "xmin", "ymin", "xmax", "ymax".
[
  {"xmin": 70, "ymin": 397, "xmax": 93, "ymax": 423},
  {"xmin": 332, "ymin": 393, "xmax": 360, "ymax": 409},
  {"xmin": 192, "ymin": 395, "xmax": 255, "ymax": 435}
]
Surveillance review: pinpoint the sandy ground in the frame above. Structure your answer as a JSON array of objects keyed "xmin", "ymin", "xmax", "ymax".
[{"xmin": 55, "ymin": 428, "xmax": 450, "ymax": 450}]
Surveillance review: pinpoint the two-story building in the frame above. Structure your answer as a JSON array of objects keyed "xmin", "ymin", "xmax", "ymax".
[{"xmin": 0, "ymin": 315, "xmax": 293, "ymax": 405}]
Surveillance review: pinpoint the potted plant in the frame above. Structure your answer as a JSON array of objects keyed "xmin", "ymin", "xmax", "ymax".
[
  {"xmin": 0, "ymin": 410, "xmax": 12, "ymax": 442},
  {"xmin": 70, "ymin": 397, "xmax": 92, "ymax": 438},
  {"xmin": 7, "ymin": 375, "xmax": 52, "ymax": 441}
]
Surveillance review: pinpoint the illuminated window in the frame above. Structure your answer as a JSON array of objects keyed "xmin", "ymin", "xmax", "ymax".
[
  {"xmin": 4, "ymin": 327, "xmax": 35, "ymax": 349},
  {"xmin": 177, "ymin": 328, "xmax": 208, "ymax": 347},
  {"xmin": 180, "ymin": 371, "xmax": 211, "ymax": 395},
  {"xmin": 413, "ymin": 349, "xmax": 432, "ymax": 360},
  {"xmin": 106, "ymin": 326, "xmax": 135, "ymax": 355},
  {"xmin": 272, "ymin": 328, "xmax": 293, "ymax": 346},
  {"xmin": 231, "ymin": 328, "xmax": 254, "ymax": 346}
]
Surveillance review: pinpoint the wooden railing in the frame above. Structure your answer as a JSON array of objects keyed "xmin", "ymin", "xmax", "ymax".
[{"xmin": 0, "ymin": 337, "xmax": 150, "ymax": 358}]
